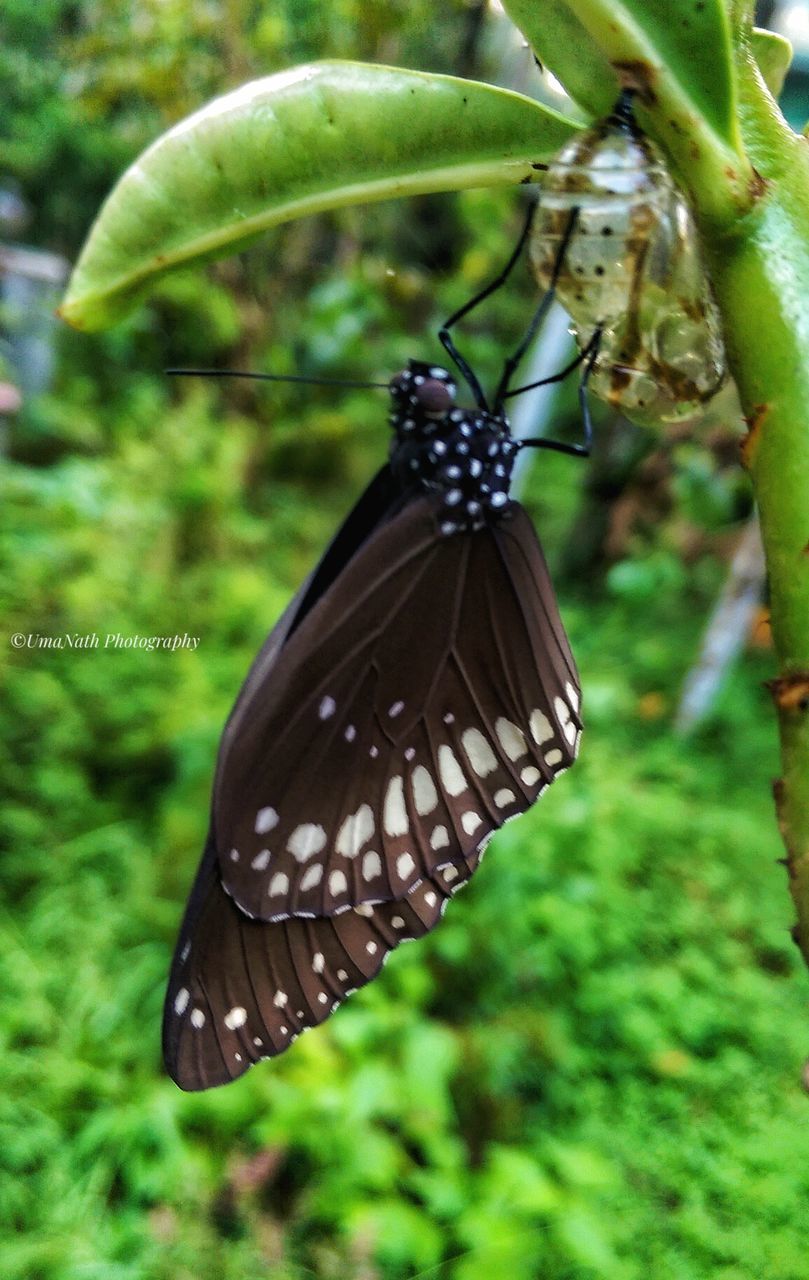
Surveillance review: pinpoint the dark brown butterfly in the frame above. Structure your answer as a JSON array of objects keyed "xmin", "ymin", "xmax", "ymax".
[{"xmin": 162, "ymin": 352, "xmax": 584, "ymax": 1090}]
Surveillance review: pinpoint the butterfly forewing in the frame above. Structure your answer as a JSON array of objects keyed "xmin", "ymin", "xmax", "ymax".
[{"xmin": 212, "ymin": 496, "xmax": 580, "ymax": 924}]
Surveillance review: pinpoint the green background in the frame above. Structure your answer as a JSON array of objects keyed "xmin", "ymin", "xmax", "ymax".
[{"xmin": 2, "ymin": 2, "xmax": 809, "ymax": 1276}]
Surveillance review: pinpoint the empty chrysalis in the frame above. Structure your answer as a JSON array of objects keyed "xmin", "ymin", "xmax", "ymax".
[{"xmin": 530, "ymin": 91, "xmax": 727, "ymax": 425}]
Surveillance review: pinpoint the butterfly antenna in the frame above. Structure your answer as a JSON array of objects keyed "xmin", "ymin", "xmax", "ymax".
[
  {"xmin": 165, "ymin": 368, "xmax": 391, "ymax": 390},
  {"xmin": 493, "ymin": 203, "xmax": 580, "ymax": 412},
  {"xmin": 438, "ymin": 199, "xmax": 537, "ymax": 411}
]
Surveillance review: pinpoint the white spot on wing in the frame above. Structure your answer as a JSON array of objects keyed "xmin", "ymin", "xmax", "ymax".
[
  {"xmin": 312, "ymin": 953, "xmax": 325, "ymax": 974},
  {"xmin": 461, "ymin": 810, "xmax": 482, "ymax": 835},
  {"xmin": 287, "ymin": 823, "xmax": 327, "ymax": 861},
  {"xmin": 355, "ymin": 903, "xmax": 374, "ymax": 917},
  {"xmin": 251, "ymin": 848, "xmax": 271, "ymax": 871},
  {"xmin": 255, "ymin": 806, "xmax": 279, "ymax": 834},
  {"xmin": 430, "ymin": 825, "xmax": 450, "ymax": 850},
  {"xmin": 268, "ymin": 871, "xmax": 289, "ymax": 896},
  {"xmin": 362, "ymin": 849, "xmax": 382, "ymax": 881},
  {"xmin": 336, "ymin": 803, "xmax": 375, "ymax": 857},
  {"xmin": 545, "ymin": 749, "xmax": 563, "ymax": 767},
  {"xmin": 300, "ymin": 863, "xmax": 324, "ymax": 891},
  {"xmin": 384, "ymin": 775, "xmax": 409, "ymax": 836},
  {"xmin": 329, "ymin": 869, "xmax": 348, "ymax": 895},
  {"xmin": 389, "ymin": 700, "xmax": 405, "ymax": 717},
  {"xmin": 495, "ymin": 717, "xmax": 528, "ymax": 761},
  {"xmin": 438, "ymin": 745, "xmax": 467, "ymax": 796},
  {"xmin": 443, "ymin": 865, "xmax": 459, "ymax": 882},
  {"xmin": 461, "ymin": 728, "xmax": 497, "ymax": 777},
  {"xmin": 366, "ymin": 941, "xmax": 378, "ymax": 955},
  {"xmin": 190, "ymin": 1008, "xmax": 205, "ymax": 1029},
  {"xmin": 174, "ymin": 987, "xmax": 189, "ymax": 1015},
  {"xmin": 530, "ymin": 710, "xmax": 554, "ymax": 745},
  {"xmin": 396, "ymin": 851, "xmax": 415, "ymax": 879},
  {"xmin": 566, "ymin": 681, "xmax": 580, "ymax": 712},
  {"xmin": 345, "ymin": 724, "xmax": 357, "ymax": 742},
  {"xmin": 229, "ymin": 848, "xmax": 240, "ymax": 862},
  {"xmin": 337, "ymin": 969, "xmax": 349, "ymax": 981},
  {"xmin": 392, "ymin": 916, "xmax": 405, "ymax": 928},
  {"xmin": 412, "ymin": 765, "xmax": 438, "ymax": 815},
  {"xmin": 424, "ymin": 890, "xmax": 437, "ymax": 908},
  {"xmin": 554, "ymin": 696, "xmax": 577, "ymax": 745},
  {"xmin": 317, "ymin": 992, "xmax": 328, "ymax": 1004},
  {"xmin": 224, "ymin": 1006, "xmax": 247, "ymax": 1029},
  {"xmin": 319, "ymin": 695, "xmax": 336, "ymax": 719},
  {"xmin": 273, "ymin": 991, "xmax": 288, "ymax": 1007},
  {"xmin": 521, "ymin": 766, "xmax": 541, "ymax": 786},
  {"xmin": 494, "ymin": 787, "xmax": 516, "ymax": 808}
]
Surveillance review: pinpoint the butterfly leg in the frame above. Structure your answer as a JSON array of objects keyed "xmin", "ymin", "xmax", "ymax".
[
  {"xmin": 492, "ymin": 204, "xmax": 581, "ymax": 409},
  {"xmin": 511, "ymin": 325, "xmax": 602, "ymax": 459},
  {"xmin": 438, "ymin": 200, "xmax": 537, "ymax": 409}
]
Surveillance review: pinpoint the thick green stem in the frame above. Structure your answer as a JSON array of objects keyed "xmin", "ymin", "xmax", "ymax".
[{"xmin": 697, "ymin": 54, "xmax": 809, "ymax": 961}]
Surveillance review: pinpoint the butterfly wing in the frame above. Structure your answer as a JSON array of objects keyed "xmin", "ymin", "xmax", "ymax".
[
  {"xmin": 164, "ymin": 492, "xmax": 581, "ymax": 1088},
  {"xmin": 213, "ymin": 495, "xmax": 581, "ymax": 922},
  {"xmin": 222, "ymin": 462, "xmax": 402, "ymax": 726},
  {"xmin": 163, "ymin": 831, "xmax": 480, "ymax": 1090}
]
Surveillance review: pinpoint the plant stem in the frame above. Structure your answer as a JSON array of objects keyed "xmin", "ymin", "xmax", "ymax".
[{"xmin": 698, "ymin": 51, "xmax": 809, "ymax": 962}]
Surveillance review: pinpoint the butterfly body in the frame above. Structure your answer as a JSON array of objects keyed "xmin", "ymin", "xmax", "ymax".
[{"xmin": 164, "ymin": 360, "xmax": 582, "ymax": 1089}]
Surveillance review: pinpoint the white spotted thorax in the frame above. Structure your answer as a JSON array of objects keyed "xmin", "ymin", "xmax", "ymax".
[
  {"xmin": 388, "ymin": 361, "xmax": 518, "ymax": 534},
  {"xmin": 530, "ymin": 94, "xmax": 727, "ymax": 425}
]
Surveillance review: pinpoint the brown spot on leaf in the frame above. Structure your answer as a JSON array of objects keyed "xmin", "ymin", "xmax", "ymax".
[
  {"xmin": 749, "ymin": 606, "xmax": 772, "ymax": 650},
  {"xmin": 748, "ymin": 168, "xmax": 768, "ymax": 201},
  {"xmin": 740, "ymin": 403, "xmax": 769, "ymax": 468},
  {"xmin": 612, "ymin": 60, "xmax": 657, "ymax": 105},
  {"xmin": 766, "ymin": 672, "xmax": 809, "ymax": 712}
]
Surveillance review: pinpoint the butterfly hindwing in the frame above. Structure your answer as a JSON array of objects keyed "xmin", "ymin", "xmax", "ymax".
[{"xmin": 163, "ymin": 830, "xmax": 481, "ymax": 1089}]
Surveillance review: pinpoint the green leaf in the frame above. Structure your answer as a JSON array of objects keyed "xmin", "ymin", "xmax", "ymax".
[
  {"xmin": 751, "ymin": 27, "xmax": 793, "ymax": 99},
  {"xmin": 502, "ymin": 0, "xmax": 616, "ymax": 121},
  {"xmin": 60, "ymin": 60, "xmax": 578, "ymax": 331},
  {"xmin": 502, "ymin": 0, "xmax": 750, "ymax": 224}
]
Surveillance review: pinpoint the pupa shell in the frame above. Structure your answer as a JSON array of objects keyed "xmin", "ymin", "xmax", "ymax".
[{"xmin": 530, "ymin": 96, "xmax": 727, "ymax": 425}]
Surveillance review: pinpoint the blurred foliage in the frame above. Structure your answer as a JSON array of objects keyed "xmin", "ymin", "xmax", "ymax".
[{"xmin": 2, "ymin": 2, "xmax": 809, "ymax": 1278}]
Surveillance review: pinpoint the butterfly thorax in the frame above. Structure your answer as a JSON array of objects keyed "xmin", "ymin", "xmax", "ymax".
[{"xmin": 388, "ymin": 360, "xmax": 518, "ymax": 535}]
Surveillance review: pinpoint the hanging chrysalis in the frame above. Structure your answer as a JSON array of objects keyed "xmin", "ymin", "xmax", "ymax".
[{"xmin": 530, "ymin": 91, "xmax": 727, "ymax": 425}]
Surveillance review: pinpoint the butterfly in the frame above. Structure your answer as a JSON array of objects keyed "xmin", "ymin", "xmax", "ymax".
[{"xmin": 163, "ymin": 311, "xmax": 586, "ymax": 1091}]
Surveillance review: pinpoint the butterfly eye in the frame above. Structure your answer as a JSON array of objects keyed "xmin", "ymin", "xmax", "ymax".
[{"xmin": 415, "ymin": 378, "xmax": 455, "ymax": 415}]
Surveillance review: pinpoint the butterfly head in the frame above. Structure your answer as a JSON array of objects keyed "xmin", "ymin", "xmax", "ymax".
[{"xmin": 388, "ymin": 360, "xmax": 518, "ymax": 534}]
